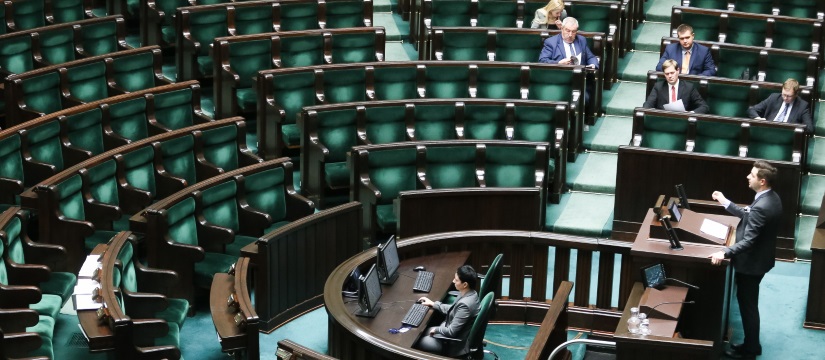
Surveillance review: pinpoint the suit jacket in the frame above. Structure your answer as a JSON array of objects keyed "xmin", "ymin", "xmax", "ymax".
[
  {"xmin": 433, "ymin": 290, "xmax": 480, "ymax": 357},
  {"xmin": 642, "ymin": 80, "xmax": 709, "ymax": 114},
  {"xmin": 530, "ymin": 8, "xmax": 567, "ymax": 29},
  {"xmin": 656, "ymin": 42, "xmax": 716, "ymax": 76},
  {"xmin": 747, "ymin": 93, "xmax": 814, "ymax": 134},
  {"xmin": 538, "ymin": 34, "xmax": 599, "ymax": 68},
  {"xmin": 724, "ymin": 190, "xmax": 782, "ymax": 275}
]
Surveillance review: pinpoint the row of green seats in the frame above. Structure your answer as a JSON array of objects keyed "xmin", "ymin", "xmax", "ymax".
[
  {"xmin": 633, "ymin": 107, "xmax": 805, "ymax": 163},
  {"xmin": 1, "ymin": 0, "xmax": 107, "ymax": 34},
  {"xmin": 5, "ymin": 46, "xmax": 172, "ymax": 124},
  {"xmin": 0, "ymin": 206, "xmax": 77, "ymax": 358},
  {"xmin": 349, "ymin": 140, "xmax": 550, "ymax": 240},
  {"xmin": 256, "ymin": 61, "xmax": 586, "ymax": 161},
  {"xmin": 18, "ymin": 117, "xmax": 259, "ymax": 272},
  {"xmin": 300, "ymin": 98, "xmax": 569, "ymax": 208},
  {"xmin": 682, "ymin": 0, "xmax": 824, "ymax": 20},
  {"xmin": 131, "ymin": 158, "xmax": 313, "ymax": 309},
  {"xmin": 0, "ymin": 81, "xmax": 210, "ymax": 206},
  {"xmin": 213, "ymin": 27, "xmax": 386, "ymax": 118}
]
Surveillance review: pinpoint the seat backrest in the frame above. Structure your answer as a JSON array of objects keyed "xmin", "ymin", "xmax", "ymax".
[
  {"xmin": 50, "ymin": 0, "xmax": 86, "ymax": 24},
  {"xmin": 464, "ymin": 103, "xmax": 506, "ymax": 140},
  {"xmin": 10, "ymin": 0, "xmax": 46, "ymax": 31},
  {"xmin": 424, "ymin": 64, "xmax": 470, "ymax": 98},
  {"xmin": 424, "ymin": 144, "xmax": 477, "ymax": 189},
  {"xmin": 199, "ymin": 180, "xmax": 241, "ymax": 232},
  {"xmin": 119, "ymin": 144, "xmax": 157, "ymax": 195},
  {"xmin": 84, "ymin": 158, "xmax": 120, "ymax": 207},
  {"xmin": 279, "ymin": 32, "xmax": 325, "ymax": 67},
  {"xmin": 725, "ymin": 14, "xmax": 767, "ymax": 47},
  {"xmin": 733, "ymin": 0, "xmax": 773, "ymax": 15},
  {"xmin": 748, "ymin": 126, "xmax": 795, "ymax": 162},
  {"xmin": 54, "ymin": 174, "xmax": 87, "ymax": 221},
  {"xmin": 373, "ymin": 66, "xmax": 417, "ymax": 100},
  {"xmin": 241, "ymin": 167, "xmax": 288, "ymax": 222},
  {"xmin": 465, "ymin": 292, "xmax": 495, "ymax": 359},
  {"xmin": 61, "ymin": 107, "xmax": 105, "ymax": 156},
  {"xmin": 314, "ymin": 107, "xmax": 359, "ymax": 162},
  {"xmin": 38, "ymin": 26, "xmax": 76, "ymax": 64},
  {"xmin": 279, "ymin": 1, "xmax": 321, "ymax": 31},
  {"xmin": 185, "ymin": 7, "xmax": 230, "ymax": 56},
  {"xmin": 2, "ymin": 211, "xmax": 27, "ymax": 265},
  {"xmin": 0, "ymin": 34, "xmax": 35, "ymax": 74},
  {"xmin": 476, "ymin": 65, "xmax": 521, "ymax": 99},
  {"xmin": 152, "ymin": 85, "xmax": 199, "ymax": 130},
  {"xmin": 165, "ymin": 197, "xmax": 199, "ymax": 247},
  {"xmin": 476, "ymin": 0, "xmax": 517, "ymax": 28},
  {"xmin": 0, "ymin": 134, "xmax": 25, "ymax": 200},
  {"xmin": 639, "ymin": 113, "xmax": 689, "ymax": 151},
  {"xmin": 110, "ymin": 50, "xmax": 161, "ymax": 92},
  {"xmin": 413, "ymin": 102, "xmax": 458, "ymax": 140},
  {"xmin": 79, "ymin": 17, "xmax": 125, "ymax": 56},
  {"xmin": 478, "ymin": 254, "xmax": 502, "ymax": 300},
  {"xmin": 705, "ymin": 82, "xmax": 750, "ymax": 118},
  {"xmin": 66, "ymin": 61, "xmax": 109, "ymax": 102},
  {"xmin": 495, "ymin": 30, "xmax": 545, "ymax": 63},
  {"xmin": 713, "ymin": 45, "xmax": 759, "ymax": 80},
  {"xmin": 198, "ymin": 124, "xmax": 245, "ymax": 170},
  {"xmin": 234, "ymin": 2, "xmax": 275, "ymax": 34},
  {"xmin": 227, "ymin": 38, "xmax": 272, "ymax": 88},
  {"xmin": 483, "ymin": 144, "xmax": 540, "ymax": 188},
  {"xmin": 366, "ymin": 147, "xmax": 418, "ymax": 204},
  {"xmin": 106, "ymin": 96, "xmax": 149, "ymax": 141},
  {"xmin": 25, "ymin": 119, "xmax": 65, "ymax": 172},
  {"xmin": 438, "ymin": 29, "xmax": 488, "ymax": 61},
  {"xmin": 18, "ymin": 71, "xmax": 63, "ymax": 115},
  {"xmin": 323, "ymin": 67, "xmax": 368, "ymax": 104},
  {"xmin": 158, "ymin": 134, "xmax": 197, "ymax": 185},
  {"xmin": 326, "ymin": 0, "xmax": 372, "ymax": 28},
  {"xmin": 694, "ymin": 120, "xmax": 740, "ymax": 156}
]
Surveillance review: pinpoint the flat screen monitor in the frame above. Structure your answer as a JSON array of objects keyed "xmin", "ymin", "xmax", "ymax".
[
  {"xmin": 355, "ymin": 264, "xmax": 382, "ymax": 318},
  {"xmin": 377, "ymin": 235, "xmax": 399, "ymax": 285},
  {"xmin": 641, "ymin": 263, "xmax": 667, "ymax": 289},
  {"xmin": 669, "ymin": 200, "xmax": 682, "ymax": 222}
]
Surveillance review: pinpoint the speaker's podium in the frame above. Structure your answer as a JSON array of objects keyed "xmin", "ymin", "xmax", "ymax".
[{"xmin": 613, "ymin": 202, "xmax": 738, "ymax": 360}]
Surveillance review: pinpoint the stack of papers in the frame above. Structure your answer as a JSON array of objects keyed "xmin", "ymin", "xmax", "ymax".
[{"xmin": 74, "ymin": 256, "xmax": 103, "ymax": 310}]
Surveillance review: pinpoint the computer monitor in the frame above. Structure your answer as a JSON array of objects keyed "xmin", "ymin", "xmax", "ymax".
[
  {"xmin": 641, "ymin": 263, "xmax": 667, "ymax": 289},
  {"xmin": 675, "ymin": 184, "xmax": 690, "ymax": 210},
  {"xmin": 354, "ymin": 264, "xmax": 382, "ymax": 318},
  {"xmin": 377, "ymin": 235, "xmax": 399, "ymax": 285}
]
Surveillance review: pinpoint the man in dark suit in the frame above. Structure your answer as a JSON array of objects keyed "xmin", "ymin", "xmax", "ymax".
[
  {"xmin": 747, "ymin": 78, "xmax": 814, "ymax": 134},
  {"xmin": 709, "ymin": 161, "xmax": 782, "ymax": 360},
  {"xmin": 656, "ymin": 23, "xmax": 716, "ymax": 76},
  {"xmin": 538, "ymin": 17, "xmax": 599, "ymax": 103},
  {"xmin": 643, "ymin": 59, "xmax": 709, "ymax": 113},
  {"xmin": 416, "ymin": 265, "xmax": 480, "ymax": 357}
]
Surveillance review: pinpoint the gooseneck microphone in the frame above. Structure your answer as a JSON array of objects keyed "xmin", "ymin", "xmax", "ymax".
[
  {"xmin": 645, "ymin": 300, "xmax": 696, "ymax": 319},
  {"xmin": 666, "ymin": 277, "xmax": 700, "ymax": 290}
]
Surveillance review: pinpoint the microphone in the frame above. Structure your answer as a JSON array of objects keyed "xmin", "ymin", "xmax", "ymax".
[
  {"xmin": 661, "ymin": 215, "xmax": 683, "ymax": 250},
  {"xmin": 644, "ymin": 300, "xmax": 695, "ymax": 319},
  {"xmin": 665, "ymin": 277, "xmax": 700, "ymax": 290}
]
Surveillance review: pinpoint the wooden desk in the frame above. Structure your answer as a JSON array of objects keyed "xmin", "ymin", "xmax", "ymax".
[
  {"xmin": 324, "ymin": 250, "xmax": 471, "ymax": 359},
  {"xmin": 76, "ymin": 244, "xmax": 114, "ymax": 352}
]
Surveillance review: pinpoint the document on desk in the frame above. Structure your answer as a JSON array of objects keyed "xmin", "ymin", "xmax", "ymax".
[
  {"xmin": 700, "ymin": 218, "xmax": 729, "ymax": 240},
  {"xmin": 663, "ymin": 99, "xmax": 686, "ymax": 112}
]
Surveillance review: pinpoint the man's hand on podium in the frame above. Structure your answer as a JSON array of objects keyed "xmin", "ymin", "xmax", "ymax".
[{"xmin": 708, "ymin": 251, "xmax": 725, "ymax": 265}]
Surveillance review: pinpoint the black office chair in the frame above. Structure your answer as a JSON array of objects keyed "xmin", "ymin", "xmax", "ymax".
[{"xmin": 434, "ymin": 292, "xmax": 499, "ymax": 360}]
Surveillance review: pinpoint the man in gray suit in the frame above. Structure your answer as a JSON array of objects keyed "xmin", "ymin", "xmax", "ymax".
[
  {"xmin": 747, "ymin": 78, "xmax": 814, "ymax": 134},
  {"xmin": 416, "ymin": 265, "xmax": 480, "ymax": 357},
  {"xmin": 709, "ymin": 161, "xmax": 782, "ymax": 360}
]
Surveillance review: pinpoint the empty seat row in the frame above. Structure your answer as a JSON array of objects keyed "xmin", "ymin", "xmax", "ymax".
[
  {"xmin": 256, "ymin": 61, "xmax": 586, "ymax": 161},
  {"xmin": 18, "ymin": 117, "xmax": 259, "ymax": 271},
  {"xmin": 0, "ymin": 81, "xmax": 210, "ymax": 206},
  {"xmin": 300, "ymin": 98, "xmax": 569, "ymax": 207},
  {"xmin": 129, "ymin": 158, "xmax": 313, "ymax": 308},
  {"xmin": 681, "ymin": 0, "xmax": 824, "ymax": 20},
  {"xmin": 5, "ymin": 46, "xmax": 171, "ymax": 125},
  {"xmin": 0, "ymin": 0, "xmax": 107, "ymax": 34},
  {"xmin": 213, "ymin": 26, "xmax": 386, "ymax": 118},
  {"xmin": 350, "ymin": 140, "xmax": 550, "ymax": 240}
]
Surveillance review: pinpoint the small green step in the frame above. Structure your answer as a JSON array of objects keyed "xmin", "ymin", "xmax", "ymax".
[
  {"xmin": 545, "ymin": 192, "xmax": 614, "ymax": 237},
  {"xmin": 631, "ymin": 22, "xmax": 670, "ymax": 52},
  {"xmin": 603, "ymin": 81, "xmax": 647, "ymax": 117},
  {"xmin": 374, "ymin": 12, "xmax": 408, "ymax": 42},
  {"xmin": 644, "ymin": 0, "xmax": 681, "ymax": 23},
  {"xmin": 795, "ymin": 215, "xmax": 817, "ymax": 260},
  {"xmin": 565, "ymin": 152, "xmax": 617, "ymax": 193},
  {"xmin": 618, "ymin": 51, "xmax": 660, "ymax": 82},
  {"xmin": 583, "ymin": 116, "xmax": 632, "ymax": 152}
]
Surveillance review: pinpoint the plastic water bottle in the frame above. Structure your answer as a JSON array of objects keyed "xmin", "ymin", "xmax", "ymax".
[
  {"xmin": 627, "ymin": 307, "xmax": 641, "ymax": 334},
  {"xmin": 639, "ymin": 318, "xmax": 652, "ymax": 335}
]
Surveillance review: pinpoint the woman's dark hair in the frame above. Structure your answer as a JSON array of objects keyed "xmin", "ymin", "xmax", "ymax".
[{"xmin": 457, "ymin": 265, "xmax": 477, "ymax": 289}]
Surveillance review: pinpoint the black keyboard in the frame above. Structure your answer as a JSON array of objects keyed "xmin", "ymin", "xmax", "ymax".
[
  {"xmin": 402, "ymin": 303, "xmax": 429, "ymax": 327},
  {"xmin": 413, "ymin": 271, "xmax": 434, "ymax": 292}
]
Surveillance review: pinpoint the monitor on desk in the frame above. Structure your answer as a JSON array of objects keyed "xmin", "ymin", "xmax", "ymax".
[
  {"xmin": 377, "ymin": 235, "xmax": 399, "ymax": 285},
  {"xmin": 642, "ymin": 263, "xmax": 667, "ymax": 289},
  {"xmin": 355, "ymin": 264, "xmax": 382, "ymax": 318}
]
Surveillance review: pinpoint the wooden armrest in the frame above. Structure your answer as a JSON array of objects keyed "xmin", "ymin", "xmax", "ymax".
[
  {"xmin": 122, "ymin": 291, "xmax": 169, "ymax": 318},
  {"xmin": 134, "ymin": 262, "xmax": 179, "ymax": 297},
  {"xmin": 0, "ymin": 284, "xmax": 42, "ymax": 308},
  {"xmin": 0, "ymin": 308, "xmax": 39, "ymax": 331},
  {"xmin": 6, "ymin": 262, "xmax": 50, "ymax": 285}
]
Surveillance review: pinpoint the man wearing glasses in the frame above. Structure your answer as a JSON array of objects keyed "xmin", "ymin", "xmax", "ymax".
[
  {"xmin": 656, "ymin": 23, "xmax": 716, "ymax": 76},
  {"xmin": 747, "ymin": 78, "xmax": 814, "ymax": 134},
  {"xmin": 538, "ymin": 17, "xmax": 599, "ymax": 103}
]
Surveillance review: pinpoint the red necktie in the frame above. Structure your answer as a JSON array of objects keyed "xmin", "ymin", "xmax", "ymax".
[{"xmin": 671, "ymin": 85, "xmax": 676, "ymax": 103}]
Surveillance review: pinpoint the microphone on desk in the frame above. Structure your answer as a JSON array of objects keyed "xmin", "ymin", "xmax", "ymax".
[
  {"xmin": 665, "ymin": 278, "xmax": 700, "ymax": 290},
  {"xmin": 644, "ymin": 300, "xmax": 696, "ymax": 318}
]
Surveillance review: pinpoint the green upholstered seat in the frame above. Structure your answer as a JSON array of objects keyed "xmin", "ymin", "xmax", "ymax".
[
  {"xmin": 280, "ymin": 34, "xmax": 324, "ymax": 67},
  {"xmin": 63, "ymin": 108, "xmax": 105, "ymax": 157},
  {"xmin": 26, "ymin": 315, "xmax": 55, "ymax": 357},
  {"xmin": 764, "ymin": 53, "xmax": 808, "ymax": 85},
  {"xmin": 51, "ymin": 0, "xmax": 86, "ymax": 23},
  {"xmin": 778, "ymin": 0, "xmax": 820, "ymax": 18},
  {"xmin": 694, "ymin": 121, "xmax": 739, "ymax": 156},
  {"xmin": 80, "ymin": 20, "xmax": 121, "ymax": 56},
  {"xmin": 430, "ymin": 0, "xmax": 472, "ymax": 27},
  {"xmin": 242, "ymin": 168, "xmax": 291, "ymax": 231},
  {"xmin": 26, "ymin": 120, "xmax": 65, "ymax": 173},
  {"xmin": 185, "ymin": 8, "xmax": 230, "ymax": 79},
  {"xmin": 234, "ymin": 4, "xmax": 274, "ymax": 34},
  {"xmin": 279, "ymin": 2, "xmax": 321, "ymax": 31},
  {"xmin": 527, "ymin": 67, "xmax": 574, "ymax": 102},
  {"xmin": 440, "ymin": 30, "xmax": 488, "ymax": 60},
  {"xmin": 19, "ymin": 72, "xmax": 63, "ymax": 115},
  {"xmin": 476, "ymin": 66, "xmax": 521, "ymax": 99},
  {"xmin": 413, "ymin": 103, "xmax": 458, "ymax": 140},
  {"xmin": 0, "ymin": 231, "xmax": 61, "ymax": 320},
  {"xmin": 726, "ymin": 16, "xmax": 766, "ymax": 47},
  {"xmin": 316, "ymin": 108, "xmax": 358, "ymax": 189},
  {"xmin": 228, "ymin": 38, "xmax": 271, "ymax": 111},
  {"xmin": 271, "ymin": 71, "xmax": 316, "ymax": 144},
  {"xmin": 66, "ymin": 61, "xmax": 109, "ymax": 102},
  {"xmin": 10, "ymin": 0, "xmax": 45, "ymax": 31},
  {"xmin": 716, "ymin": 47, "xmax": 759, "ymax": 80},
  {"xmin": 495, "ymin": 31, "xmax": 544, "ymax": 62},
  {"xmin": 0, "ymin": 35, "xmax": 35, "ymax": 74},
  {"xmin": 120, "ymin": 146, "xmax": 157, "ymax": 196},
  {"xmin": 640, "ymin": 115, "xmax": 688, "ymax": 151},
  {"xmin": 771, "ymin": 20, "xmax": 815, "ymax": 52},
  {"xmin": 54, "ymin": 175, "xmax": 118, "ymax": 252},
  {"xmin": 160, "ymin": 25, "xmax": 176, "ymax": 44},
  {"xmin": 425, "ymin": 145, "xmax": 477, "ymax": 188},
  {"xmin": 368, "ymin": 147, "xmax": 417, "ymax": 231},
  {"xmin": 111, "ymin": 52, "xmax": 158, "ymax": 92},
  {"xmin": 331, "ymin": 32, "xmax": 377, "ymax": 63},
  {"xmin": 747, "ymin": 126, "xmax": 794, "ymax": 161},
  {"xmin": 686, "ymin": 0, "xmax": 727, "ymax": 10},
  {"xmin": 464, "ymin": 104, "xmax": 506, "ymax": 140},
  {"xmin": 364, "ymin": 105, "xmax": 406, "ymax": 144},
  {"xmin": 198, "ymin": 181, "xmax": 257, "ymax": 257},
  {"xmin": 734, "ymin": 0, "xmax": 773, "ymax": 15},
  {"xmin": 0, "ymin": 134, "xmax": 25, "ymax": 204},
  {"xmin": 484, "ymin": 144, "xmax": 539, "ymax": 187},
  {"xmin": 706, "ymin": 82, "xmax": 749, "ymax": 118},
  {"xmin": 84, "ymin": 159, "xmax": 128, "ymax": 230},
  {"xmin": 199, "ymin": 124, "xmax": 251, "ymax": 171},
  {"xmin": 374, "ymin": 66, "xmax": 417, "ymax": 100},
  {"xmin": 568, "ymin": 2, "xmax": 612, "ymax": 34},
  {"xmin": 236, "ymin": 88, "xmax": 258, "ymax": 111},
  {"xmin": 107, "ymin": 97, "xmax": 149, "ymax": 141},
  {"xmin": 159, "ymin": 135, "xmax": 197, "ymax": 186},
  {"xmin": 326, "ymin": 0, "xmax": 368, "ymax": 28},
  {"xmin": 477, "ymin": 0, "xmax": 517, "ymax": 28},
  {"xmin": 324, "ymin": 68, "xmax": 368, "ymax": 103},
  {"xmin": 679, "ymin": 11, "xmax": 719, "ymax": 42},
  {"xmin": 38, "ymin": 27, "xmax": 76, "ymax": 65},
  {"xmin": 513, "ymin": 105, "xmax": 559, "ymax": 143},
  {"xmin": 425, "ymin": 65, "xmax": 470, "ymax": 98}
]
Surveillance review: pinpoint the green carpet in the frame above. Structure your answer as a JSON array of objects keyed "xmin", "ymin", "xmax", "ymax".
[
  {"xmin": 799, "ymin": 174, "xmax": 825, "ymax": 216},
  {"xmin": 795, "ymin": 215, "xmax": 816, "ymax": 260},
  {"xmin": 386, "ymin": 41, "xmax": 418, "ymax": 61},
  {"xmin": 262, "ymin": 308, "xmax": 329, "ymax": 356},
  {"xmin": 565, "ymin": 152, "xmax": 617, "ymax": 193},
  {"xmin": 583, "ymin": 116, "xmax": 632, "ymax": 152},
  {"xmin": 52, "ymin": 314, "xmax": 108, "ymax": 360},
  {"xmin": 603, "ymin": 81, "xmax": 647, "ymax": 117},
  {"xmin": 373, "ymin": 0, "xmax": 396, "ymax": 13},
  {"xmin": 545, "ymin": 192, "xmax": 614, "ymax": 237},
  {"xmin": 374, "ymin": 12, "xmax": 408, "ymax": 41},
  {"xmin": 617, "ymin": 51, "xmax": 660, "ymax": 82},
  {"xmin": 630, "ymin": 22, "xmax": 670, "ymax": 52},
  {"xmin": 482, "ymin": 326, "xmax": 589, "ymax": 360},
  {"xmin": 643, "ymin": 0, "xmax": 681, "ymax": 23}
]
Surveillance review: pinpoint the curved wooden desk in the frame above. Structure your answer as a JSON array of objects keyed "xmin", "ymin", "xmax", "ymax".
[{"xmin": 324, "ymin": 249, "xmax": 470, "ymax": 359}]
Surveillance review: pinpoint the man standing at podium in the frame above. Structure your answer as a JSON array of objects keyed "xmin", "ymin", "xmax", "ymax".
[{"xmin": 709, "ymin": 161, "xmax": 782, "ymax": 359}]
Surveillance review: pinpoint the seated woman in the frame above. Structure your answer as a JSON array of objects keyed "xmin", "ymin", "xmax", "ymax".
[
  {"xmin": 416, "ymin": 265, "xmax": 480, "ymax": 357},
  {"xmin": 531, "ymin": 0, "xmax": 567, "ymax": 30}
]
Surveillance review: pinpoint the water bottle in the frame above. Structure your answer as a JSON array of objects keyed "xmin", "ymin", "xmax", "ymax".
[
  {"xmin": 639, "ymin": 318, "xmax": 652, "ymax": 335},
  {"xmin": 627, "ymin": 307, "xmax": 641, "ymax": 334}
]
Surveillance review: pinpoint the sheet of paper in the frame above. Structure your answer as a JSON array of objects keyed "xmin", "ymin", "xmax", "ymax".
[
  {"xmin": 700, "ymin": 218, "xmax": 729, "ymax": 240},
  {"xmin": 663, "ymin": 99, "xmax": 686, "ymax": 112},
  {"xmin": 74, "ymin": 279, "xmax": 100, "ymax": 295},
  {"xmin": 78, "ymin": 255, "xmax": 101, "ymax": 279},
  {"xmin": 73, "ymin": 293, "xmax": 103, "ymax": 310}
]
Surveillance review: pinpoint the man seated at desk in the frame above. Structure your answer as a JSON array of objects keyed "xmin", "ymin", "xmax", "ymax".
[
  {"xmin": 643, "ymin": 59, "xmax": 709, "ymax": 114},
  {"xmin": 747, "ymin": 78, "xmax": 814, "ymax": 134},
  {"xmin": 416, "ymin": 265, "xmax": 480, "ymax": 357},
  {"xmin": 538, "ymin": 17, "xmax": 599, "ymax": 104}
]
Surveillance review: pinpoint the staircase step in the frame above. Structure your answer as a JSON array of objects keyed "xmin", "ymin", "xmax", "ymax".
[
  {"xmin": 817, "ymin": 101, "xmax": 825, "ymax": 136},
  {"xmin": 545, "ymin": 192, "xmax": 614, "ymax": 237},
  {"xmin": 631, "ymin": 22, "xmax": 670, "ymax": 52},
  {"xmin": 583, "ymin": 116, "xmax": 632, "ymax": 152},
  {"xmin": 644, "ymin": 0, "xmax": 680, "ymax": 23},
  {"xmin": 795, "ymin": 215, "xmax": 816, "ymax": 260},
  {"xmin": 603, "ymin": 81, "xmax": 647, "ymax": 117},
  {"xmin": 373, "ymin": 0, "xmax": 396, "ymax": 13},
  {"xmin": 385, "ymin": 41, "xmax": 417, "ymax": 61},
  {"xmin": 374, "ymin": 12, "xmax": 408, "ymax": 42},
  {"xmin": 800, "ymin": 174, "xmax": 825, "ymax": 216},
  {"xmin": 565, "ymin": 152, "xmax": 617, "ymax": 193},
  {"xmin": 617, "ymin": 51, "xmax": 660, "ymax": 82}
]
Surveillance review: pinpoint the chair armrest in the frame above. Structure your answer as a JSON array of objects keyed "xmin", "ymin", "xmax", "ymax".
[
  {"xmin": 163, "ymin": 237, "xmax": 206, "ymax": 263},
  {"xmin": 134, "ymin": 344, "xmax": 181, "ymax": 360},
  {"xmin": 237, "ymin": 204, "xmax": 272, "ymax": 236},
  {"xmin": 134, "ymin": 262, "xmax": 179, "ymax": 297},
  {"xmin": 196, "ymin": 216, "xmax": 234, "ymax": 253},
  {"xmin": 19, "ymin": 238, "xmax": 68, "ymax": 271},
  {"xmin": 122, "ymin": 291, "xmax": 169, "ymax": 319},
  {"xmin": 5, "ymin": 262, "xmax": 51, "ymax": 285},
  {"xmin": 285, "ymin": 190, "xmax": 315, "ymax": 221},
  {"xmin": 131, "ymin": 318, "xmax": 171, "ymax": 339},
  {"xmin": 0, "ymin": 331, "xmax": 43, "ymax": 357},
  {"xmin": 86, "ymin": 198, "xmax": 122, "ymax": 223},
  {"xmin": 0, "ymin": 284, "xmax": 42, "ymax": 308},
  {"xmin": 0, "ymin": 308, "xmax": 39, "ymax": 332},
  {"xmin": 0, "ymin": 177, "xmax": 24, "ymax": 204}
]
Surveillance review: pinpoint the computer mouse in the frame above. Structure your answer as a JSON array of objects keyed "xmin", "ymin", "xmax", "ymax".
[
  {"xmin": 416, "ymin": 299, "xmax": 424, "ymax": 304},
  {"xmin": 413, "ymin": 266, "xmax": 426, "ymax": 272}
]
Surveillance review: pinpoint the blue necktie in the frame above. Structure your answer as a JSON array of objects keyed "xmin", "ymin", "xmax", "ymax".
[
  {"xmin": 568, "ymin": 43, "xmax": 577, "ymax": 64},
  {"xmin": 775, "ymin": 104, "xmax": 789, "ymax": 122}
]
